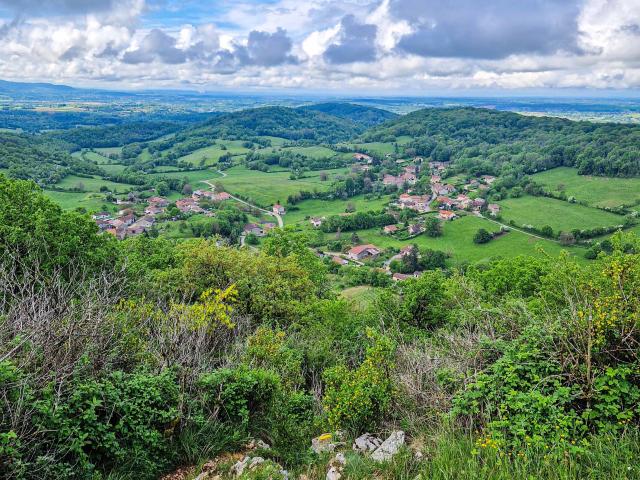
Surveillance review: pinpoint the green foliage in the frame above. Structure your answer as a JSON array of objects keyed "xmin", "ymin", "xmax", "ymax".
[
  {"xmin": 399, "ymin": 271, "xmax": 449, "ymax": 329},
  {"xmin": 473, "ymin": 228, "xmax": 493, "ymax": 244},
  {"xmin": 452, "ymin": 332, "xmax": 587, "ymax": 450},
  {"xmin": 323, "ymin": 329, "xmax": 395, "ymax": 433}
]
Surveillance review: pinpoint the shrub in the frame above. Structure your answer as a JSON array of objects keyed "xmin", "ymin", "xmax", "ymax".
[{"xmin": 323, "ymin": 329, "xmax": 395, "ymax": 433}]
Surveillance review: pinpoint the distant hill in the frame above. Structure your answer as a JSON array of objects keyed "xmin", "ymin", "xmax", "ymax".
[
  {"xmin": 188, "ymin": 106, "xmax": 363, "ymax": 143},
  {"xmin": 299, "ymin": 102, "xmax": 397, "ymax": 128},
  {"xmin": 362, "ymin": 107, "xmax": 640, "ymax": 177}
]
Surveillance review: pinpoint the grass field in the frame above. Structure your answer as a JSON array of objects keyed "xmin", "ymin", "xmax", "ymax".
[
  {"xmin": 175, "ymin": 141, "xmax": 250, "ymax": 166},
  {"xmin": 351, "ymin": 214, "xmax": 579, "ymax": 265},
  {"xmin": 531, "ymin": 167, "xmax": 640, "ymax": 209},
  {"xmin": 498, "ymin": 195, "xmax": 624, "ymax": 233},
  {"xmin": 99, "ymin": 163, "xmax": 127, "ymax": 175},
  {"xmin": 284, "ymin": 195, "xmax": 392, "ymax": 225},
  {"xmin": 95, "ymin": 147, "xmax": 122, "ymax": 156},
  {"xmin": 147, "ymin": 168, "xmax": 220, "ymax": 185},
  {"xmin": 42, "ymin": 190, "xmax": 112, "ymax": 212},
  {"xmin": 212, "ymin": 166, "xmax": 349, "ymax": 206},
  {"xmin": 56, "ymin": 175, "xmax": 135, "ymax": 194}
]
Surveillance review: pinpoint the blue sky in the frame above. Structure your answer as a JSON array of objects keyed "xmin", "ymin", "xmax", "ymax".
[{"xmin": 0, "ymin": 0, "xmax": 638, "ymax": 93}]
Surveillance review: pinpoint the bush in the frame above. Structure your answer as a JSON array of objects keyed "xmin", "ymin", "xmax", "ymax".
[
  {"xmin": 323, "ymin": 329, "xmax": 395, "ymax": 433},
  {"xmin": 473, "ymin": 228, "xmax": 493, "ymax": 244}
]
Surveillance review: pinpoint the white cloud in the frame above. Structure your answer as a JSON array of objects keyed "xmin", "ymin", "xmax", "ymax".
[{"xmin": 0, "ymin": 0, "xmax": 638, "ymax": 92}]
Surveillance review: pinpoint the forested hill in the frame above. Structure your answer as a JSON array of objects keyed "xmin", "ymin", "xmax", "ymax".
[
  {"xmin": 362, "ymin": 107, "xmax": 640, "ymax": 177},
  {"xmin": 299, "ymin": 102, "xmax": 397, "ymax": 128},
  {"xmin": 188, "ymin": 106, "xmax": 363, "ymax": 143},
  {"xmin": 0, "ymin": 132, "xmax": 103, "ymax": 184}
]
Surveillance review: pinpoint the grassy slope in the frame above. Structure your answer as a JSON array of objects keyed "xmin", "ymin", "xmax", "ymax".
[
  {"xmin": 284, "ymin": 195, "xmax": 393, "ymax": 225},
  {"xmin": 531, "ymin": 167, "xmax": 640, "ymax": 208},
  {"xmin": 213, "ymin": 166, "xmax": 349, "ymax": 206},
  {"xmin": 499, "ymin": 195, "xmax": 624, "ymax": 232}
]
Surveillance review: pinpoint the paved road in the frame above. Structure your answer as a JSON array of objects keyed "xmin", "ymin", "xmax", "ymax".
[{"xmin": 200, "ymin": 178, "xmax": 284, "ymax": 228}]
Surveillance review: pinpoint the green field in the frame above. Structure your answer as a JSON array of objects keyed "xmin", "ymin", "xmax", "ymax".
[
  {"xmin": 213, "ymin": 166, "xmax": 349, "ymax": 206},
  {"xmin": 56, "ymin": 175, "xmax": 135, "ymax": 194},
  {"xmin": 147, "ymin": 168, "xmax": 220, "ymax": 185},
  {"xmin": 352, "ymin": 214, "xmax": 579, "ymax": 264},
  {"xmin": 531, "ymin": 167, "xmax": 640, "ymax": 209},
  {"xmin": 284, "ymin": 195, "xmax": 392, "ymax": 225},
  {"xmin": 95, "ymin": 147, "xmax": 122, "ymax": 156},
  {"xmin": 42, "ymin": 190, "xmax": 112, "ymax": 211},
  {"xmin": 99, "ymin": 163, "xmax": 127, "ymax": 175},
  {"xmin": 176, "ymin": 141, "xmax": 250, "ymax": 166},
  {"xmin": 498, "ymin": 195, "xmax": 624, "ymax": 233}
]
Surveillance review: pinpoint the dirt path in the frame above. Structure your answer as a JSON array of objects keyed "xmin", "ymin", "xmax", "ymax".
[
  {"xmin": 200, "ymin": 178, "xmax": 284, "ymax": 228},
  {"xmin": 475, "ymin": 213, "xmax": 558, "ymax": 243}
]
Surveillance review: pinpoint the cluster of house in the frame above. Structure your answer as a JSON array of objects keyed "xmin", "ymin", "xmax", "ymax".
[
  {"xmin": 336, "ymin": 243, "xmax": 425, "ymax": 282},
  {"xmin": 93, "ymin": 195, "xmax": 171, "ymax": 239},
  {"xmin": 353, "ymin": 152, "xmax": 373, "ymax": 164},
  {"xmin": 382, "ymin": 165, "xmax": 418, "ymax": 187},
  {"xmin": 172, "ymin": 190, "xmax": 232, "ymax": 215}
]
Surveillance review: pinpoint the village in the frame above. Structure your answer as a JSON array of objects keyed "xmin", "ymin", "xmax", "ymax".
[{"xmin": 91, "ymin": 153, "xmax": 502, "ymax": 282}]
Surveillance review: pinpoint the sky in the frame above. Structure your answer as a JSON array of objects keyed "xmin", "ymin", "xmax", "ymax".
[{"xmin": 0, "ymin": 0, "xmax": 639, "ymax": 94}]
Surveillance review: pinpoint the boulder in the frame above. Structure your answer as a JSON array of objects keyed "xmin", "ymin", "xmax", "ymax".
[
  {"xmin": 352, "ymin": 433, "xmax": 383, "ymax": 453},
  {"xmin": 231, "ymin": 457, "xmax": 250, "ymax": 476},
  {"xmin": 371, "ymin": 431, "xmax": 405, "ymax": 462}
]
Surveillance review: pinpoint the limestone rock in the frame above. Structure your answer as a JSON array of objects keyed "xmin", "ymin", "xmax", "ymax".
[
  {"xmin": 352, "ymin": 433, "xmax": 383, "ymax": 453},
  {"xmin": 326, "ymin": 466, "xmax": 342, "ymax": 480},
  {"xmin": 371, "ymin": 431, "xmax": 405, "ymax": 462},
  {"xmin": 312, "ymin": 433, "xmax": 337, "ymax": 454}
]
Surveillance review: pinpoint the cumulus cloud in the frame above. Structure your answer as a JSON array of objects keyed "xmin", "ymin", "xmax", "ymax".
[
  {"xmin": 0, "ymin": 0, "xmax": 125, "ymax": 15},
  {"xmin": 123, "ymin": 29, "xmax": 187, "ymax": 64},
  {"xmin": 324, "ymin": 14, "xmax": 378, "ymax": 64},
  {"xmin": 391, "ymin": 0, "xmax": 583, "ymax": 59}
]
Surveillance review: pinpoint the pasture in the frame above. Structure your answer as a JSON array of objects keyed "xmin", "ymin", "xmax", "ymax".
[
  {"xmin": 531, "ymin": 167, "xmax": 640, "ymax": 209},
  {"xmin": 284, "ymin": 194, "xmax": 393, "ymax": 225},
  {"xmin": 175, "ymin": 141, "xmax": 250, "ymax": 166},
  {"xmin": 352, "ymin": 214, "xmax": 578, "ymax": 265},
  {"xmin": 212, "ymin": 166, "xmax": 349, "ymax": 206},
  {"xmin": 498, "ymin": 195, "xmax": 624, "ymax": 233}
]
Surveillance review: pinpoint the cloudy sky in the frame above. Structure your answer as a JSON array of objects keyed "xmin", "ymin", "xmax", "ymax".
[{"xmin": 0, "ymin": 0, "xmax": 639, "ymax": 93}]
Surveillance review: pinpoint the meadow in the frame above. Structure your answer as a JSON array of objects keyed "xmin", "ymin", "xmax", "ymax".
[
  {"xmin": 531, "ymin": 167, "xmax": 640, "ymax": 208},
  {"xmin": 55, "ymin": 174, "xmax": 135, "ymax": 194},
  {"xmin": 353, "ymin": 214, "xmax": 578, "ymax": 264},
  {"xmin": 212, "ymin": 166, "xmax": 349, "ymax": 206},
  {"xmin": 175, "ymin": 141, "xmax": 251, "ymax": 166},
  {"xmin": 498, "ymin": 195, "xmax": 624, "ymax": 232},
  {"xmin": 42, "ymin": 190, "xmax": 112, "ymax": 212},
  {"xmin": 284, "ymin": 194, "xmax": 393, "ymax": 225}
]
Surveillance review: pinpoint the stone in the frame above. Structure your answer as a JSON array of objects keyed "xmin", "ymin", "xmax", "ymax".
[
  {"xmin": 371, "ymin": 431, "xmax": 405, "ymax": 462},
  {"xmin": 249, "ymin": 457, "xmax": 265, "ymax": 470},
  {"xmin": 326, "ymin": 466, "xmax": 342, "ymax": 480},
  {"xmin": 247, "ymin": 438, "xmax": 271, "ymax": 450},
  {"xmin": 231, "ymin": 456, "xmax": 250, "ymax": 476},
  {"xmin": 352, "ymin": 433, "xmax": 383, "ymax": 453},
  {"xmin": 334, "ymin": 452, "xmax": 346, "ymax": 466},
  {"xmin": 312, "ymin": 433, "xmax": 336, "ymax": 454}
]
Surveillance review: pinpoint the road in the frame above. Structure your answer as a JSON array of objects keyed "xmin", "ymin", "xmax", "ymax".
[{"xmin": 200, "ymin": 178, "xmax": 284, "ymax": 228}]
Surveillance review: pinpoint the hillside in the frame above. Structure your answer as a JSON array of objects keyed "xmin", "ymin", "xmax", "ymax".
[
  {"xmin": 362, "ymin": 107, "xmax": 640, "ymax": 176},
  {"xmin": 299, "ymin": 102, "xmax": 398, "ymax": 128}
]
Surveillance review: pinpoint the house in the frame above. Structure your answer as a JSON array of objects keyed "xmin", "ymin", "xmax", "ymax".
[
  {"xmin": 392, "ymin": 273, "xmax": 412, "ymax": 282},
  {"xmin": 176, "ymin": 198, "xmax": 204, "ymax": 214},
  {"xmin": 347, "ymin": 244, "xmax": 382, "ymax": 261},
  {"xmin": 213, "ymin": 192, "xmax": 231, "ymax": 201},
  {"xmin": 430, "ymin": 175, "xmax": 441, "ymax": 184},
  {"xmin": 106, "ymin": 226, "xmax": 127, "ymax": 240},
  {"xmin": 439, "ymin": 210, "xmax": 457, "ymax": 221},
  {"xmin": 148, "ymin": 196, "xmax": 169, "ymax": 207},
  {"xmin": 432, "ymin": 183, "xmax": 455, "ymax": 195},
  {"xmin": 144, "ymin": 205, "xmax": 164, "ymax": 216},
  {"xmin": 404, "ymin": 165, "xmax": 418, "ymax": 175},
  {"xmin": 472, "ymin": 198, "xmax": 486, "ymax": 208},
  {"xmin": 273, "ymin": 204, "xmax": 286, "ymax": 215},
  {"xmin": 95, "ymin": 219, "xmax": 111, "ymax": 231},
  {"xmin": 456, "ymin": 194, "xmax": 472, "ymax": 209},
  {"xmin": 261, "ymin": 222, "xmax": 277, "ymax": 232},
  {"xmin": 398, "ymin": 194, "xmax": 431, "ymax": 213},
  {"xmin": 92, "ymin": 212, "xmax": 111, "ymax": 221},
  {"xmin": 408, "ymin": 224, "xmax": 423, "ymax": 236},
  {"xmin": 120, "ymin": 213, "xmax": 136, "ymax": 226},
  {"xmin": 332, "ymin": 256, "xmax": 348, "ymax": 266},
  {"xmin": 400, "ymin": 245, "xmax": 415, "ymax": 257},
  {"xmin": 383, "ymin": 225, "xmax": 399, "ymax": 234},
  {"xmin": 383, "ymin": 174, "xmax": 401, "ymax": 186},
  {"xmin": 487, "ymin": 204, "xmax": 501, "ymax": 216},
  {"xmin": 244, "ymin": 223, "xmax": 264, "ymax": 236},
  {"xmin": 310, "ymin": 217, "xmax": 323, "ymax": 228},
  {"xmin": 353, "ymin": 153, "xmax": 373, "ymax": 163},
  {"xmin": 436, "ymin": 196, "xmax": 458, "ymax": 209},
  {"xmin": 126, "ymin": 224, "xmax": 147, "ymax": 236},
  {"xmin": 481, "ymin": 175, "xmax": 497, "ymax": 184},
  {"xmin": 137, "ymin": 216, "xmax": 155, "ymax": 228}
]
